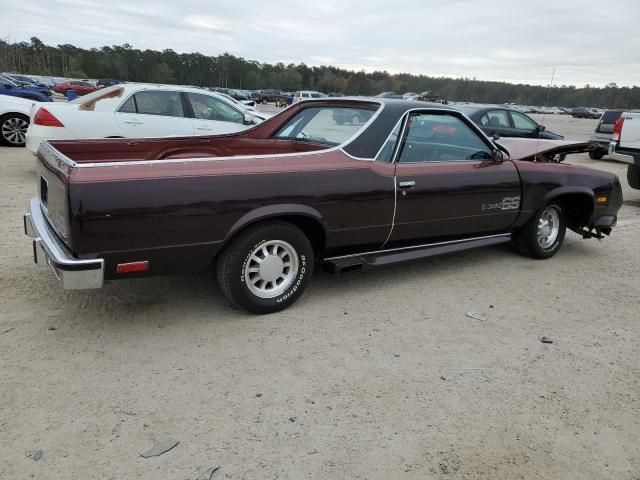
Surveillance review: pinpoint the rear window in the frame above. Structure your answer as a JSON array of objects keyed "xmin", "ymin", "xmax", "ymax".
[
  {"xmin": 273, "ymin": 106, "xmax": 374, "ymax": 145},
  {"xmin": 600, "ymin": 110, "xmax": 623, "ymax": 125}
]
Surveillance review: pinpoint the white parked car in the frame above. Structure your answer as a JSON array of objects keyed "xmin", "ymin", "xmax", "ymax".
[
  {"xmin": 26, "ymin": 84, "xmax": 269, "ymax": 154},
  {"xmin": 292, "ymin": 91, "xmax": 326, "ymax": 103},
  {"xmin": 0, "ymin": 94, "xmax": 34, "ymax": 147}
]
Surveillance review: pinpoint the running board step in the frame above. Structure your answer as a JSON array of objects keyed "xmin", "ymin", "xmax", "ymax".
[{"xmin": 323, "ymin": 234, "xmax": 512, "ymax": 275}]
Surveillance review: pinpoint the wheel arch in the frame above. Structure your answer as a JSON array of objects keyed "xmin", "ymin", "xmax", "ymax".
[
  {"xmin": 221, "ymin": 204, "xmax": 328, "ymax": 258},
  {"xmin": 543, "ymin": 187, "xmax": 594, "ymax": 228}
]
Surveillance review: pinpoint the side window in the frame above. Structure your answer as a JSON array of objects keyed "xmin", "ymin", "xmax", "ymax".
[
  {"xmin": 134, "ymin": 90, "xmax": 185, "ymax": 117},
  {"xmin": 511, "ymin": 111, "xmax": 537, "ymax": 130},
  {"xmin": 398, "ymin": 113, "xmax": 491, "ymax": 163},
  {"xmin": 117, "ymin": 95, "xmax": 137, "ymax": 113},
  {"xmin": 481, "ymin": 110, "xmax": 511, "ymax": 128},
  {"xmin": 186, "ymin": 93, "xmax": 244, "ymax": 123}
]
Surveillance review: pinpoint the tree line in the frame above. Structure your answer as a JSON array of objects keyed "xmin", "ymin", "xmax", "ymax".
[{"xmin": 1, "ymin": 37, "xmax": 638, "ymax": 108}]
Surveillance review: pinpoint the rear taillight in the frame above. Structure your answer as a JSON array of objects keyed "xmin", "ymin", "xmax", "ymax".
[
  {"xmin": 612, "ymin": 116, "xmax": 625, "ymax": 141},
  {"xmin": 33, "ymin": 108, "xmax": 64, "ymax": 127}
]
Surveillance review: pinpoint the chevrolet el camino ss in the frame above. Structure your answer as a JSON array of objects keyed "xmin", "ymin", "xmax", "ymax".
[{"xmin": 24, "ymin": 99, "xmax": 623, "ymax": 313}]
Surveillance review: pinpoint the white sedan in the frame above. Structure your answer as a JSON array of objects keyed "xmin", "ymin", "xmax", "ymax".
[
  {"xmin": 26, "ymin": 84, "xmax": 271, "ymax": 154},
  {"xmin": 0, "ymin": 94, "xmax": 34, "ymax": 147}
]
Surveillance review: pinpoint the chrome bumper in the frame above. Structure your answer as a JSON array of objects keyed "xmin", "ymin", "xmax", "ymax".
[
  {"xmin": 608, "ymin": 142, "xmax": 635, "ymax": 165},
  {"xmin": 24, "ymin": 198, "xmax": 104, "ymax": 289}
]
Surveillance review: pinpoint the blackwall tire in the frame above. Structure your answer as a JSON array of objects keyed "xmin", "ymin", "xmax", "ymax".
[
  {"xmin": 515, "ymin": 203, "xmax": 566, "ymax": 259},
  {"xmin": 216, "ymin": 221, "xmax": 314, "ymax": 314},
  {"xmin": 0, "ymin": 113, "xmax": 29, "ymax": 147},
  {"xmin": 589, "ymin": 150, "xmax": 605, "ymax": 160},
  {"xmin": 628, "ymin": 165, "xmax": 640, "ymax": 190}
]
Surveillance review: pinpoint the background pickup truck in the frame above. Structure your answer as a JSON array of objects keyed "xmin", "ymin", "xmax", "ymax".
[
  {"xmin": 609, "ymin": 110, "xmax": 640, "ymax": 189},
  {"xmin": 24, "ymin": 99, "xmax": 623, "ymax": 313}
]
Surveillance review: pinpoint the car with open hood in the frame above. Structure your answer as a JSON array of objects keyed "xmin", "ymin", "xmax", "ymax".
[{"xmin": 23, "ymin": 98, "xmax": 622, "ymax": 313}]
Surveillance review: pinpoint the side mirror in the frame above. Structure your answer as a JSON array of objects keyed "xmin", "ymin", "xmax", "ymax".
[
  {"xmin": 491, "ymin": 149, "xmax": 504, "ymax": 163},
  {"xmin": 537, "ymin": 124, "xmax": 546, "ymax": 132},
  {"xmin": 244, "ymin": 112, "xmax": 255, "ymax": 125}
]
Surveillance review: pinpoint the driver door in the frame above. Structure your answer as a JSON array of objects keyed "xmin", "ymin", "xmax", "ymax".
[{"xmin": 390, "ymin": 112, "xmax": 521, "ymax": 243}]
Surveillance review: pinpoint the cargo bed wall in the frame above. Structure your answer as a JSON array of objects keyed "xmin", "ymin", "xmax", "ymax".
[{"xmin": 48, "ymin": 136, "xmax": 328, "ymax": 163}]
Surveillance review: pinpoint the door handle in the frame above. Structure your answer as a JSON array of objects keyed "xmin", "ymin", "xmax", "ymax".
[
  {"xmin": 123, "ymin": 120, "xmax": 143, "ymax": 125},
  {"xmin": 398, "ymin": 181, "xmax": 416, "ymax": 189},
  {"xmin": 195, "ymin": 127, "xmax": 213, "ymax": 131}
]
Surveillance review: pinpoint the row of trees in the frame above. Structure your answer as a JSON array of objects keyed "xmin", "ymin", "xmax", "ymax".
[{"xmin": 1, "ymin": 37, "xmax": 638, "ymax": 108}]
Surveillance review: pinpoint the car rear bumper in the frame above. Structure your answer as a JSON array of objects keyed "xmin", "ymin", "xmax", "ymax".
[
  {"xmin": 25, "ymin": 125, "xmax": 74, "ymax": 155},
  {"xmin": 608, "ymin": 142, "xmax": 637, "ymax": 166},
  {"xmin": 24, "ymin": 197, "xmax": 104, "ymax": 289}
]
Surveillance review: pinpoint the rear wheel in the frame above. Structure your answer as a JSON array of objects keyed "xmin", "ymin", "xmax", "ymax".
[
  {"xmin": 628, "ymin": 165, "xmax": 640, "ymax": 189},
  {"xmin": 0, "ymin": 113, "xmax": 29, "ymax": 147},
  {"xmin": 589, "ymin": 150, "xmax": 605, "ymax": 160},
  {"xmin": 216, "ymin": 221, "xmax": 314, "ymax": 314},
  {"xmin": 515, "ymin": 204, "xmax": 566, "ymax": 259}
]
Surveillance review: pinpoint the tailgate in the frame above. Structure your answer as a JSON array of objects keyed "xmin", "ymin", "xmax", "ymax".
[
  {"xmin": 619, "ymin": 113, "xmax": 640, "ymax": 150},
  {"xmin": 35, "ymin": 142, "xmax": 73, "ymax": 245}
]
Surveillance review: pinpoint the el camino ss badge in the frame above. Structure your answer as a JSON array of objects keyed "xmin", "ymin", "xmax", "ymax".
[{"xmin": 482, "ymin": 196, "xmax": 521, "ymax": 211}]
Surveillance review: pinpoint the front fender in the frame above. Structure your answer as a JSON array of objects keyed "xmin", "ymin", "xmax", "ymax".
[{"xmin": 543, "ymin": 186, "xmax": 594, "ymax": 204}]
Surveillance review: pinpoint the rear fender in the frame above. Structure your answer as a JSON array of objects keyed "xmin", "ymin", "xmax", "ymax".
[{"xmin": 224, "ymin": 203, "xmax": 328, "ymax": 244}]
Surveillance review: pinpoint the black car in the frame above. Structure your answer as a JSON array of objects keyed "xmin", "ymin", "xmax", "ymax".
[
  {"xmin": 571, "ymin": 107, "xmax": 600, "ymax": 119},
  {"xmin": 455, "ymin": 104, "xmax": 564, "ymax": 140},
  {"xmin": 210, "ymin": 87, "xmax": 250, "ymax": 101},
  {"xmin": 96, "ymin": 79, "xmax": 122, "ymax": 88},
  {"xmin": 332, "ymin": 108, "xmax": 374, "ymax": 126},
  {"xmin": 252, "ymin": 89, "xmax": 287, "ymax": 104}
]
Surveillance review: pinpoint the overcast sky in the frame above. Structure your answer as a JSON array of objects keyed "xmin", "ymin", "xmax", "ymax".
[{"xmin": 2, "ymin": 0, "xmax": 639, "ymax": 87}]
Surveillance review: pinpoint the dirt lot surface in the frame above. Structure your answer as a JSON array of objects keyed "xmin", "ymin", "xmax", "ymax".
[{"xmin": 1, "ymin": 112, "xmax": 639, "ymax": 479}]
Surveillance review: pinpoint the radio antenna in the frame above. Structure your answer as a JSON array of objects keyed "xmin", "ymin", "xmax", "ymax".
[{"xmin": 536, "ymin": 66, "xmax": 556, "ymax": 161}]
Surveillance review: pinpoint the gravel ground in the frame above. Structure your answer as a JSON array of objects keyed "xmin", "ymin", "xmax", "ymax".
[{"xmin": 1, "ymin": 113, "xmax": 639, "ymax": 479}]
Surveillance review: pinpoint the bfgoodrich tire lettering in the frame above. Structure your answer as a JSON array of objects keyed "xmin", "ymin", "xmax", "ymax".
[
  {"xmin": 515, "ymin": 203, "xmax": 566, "ymax": 259},
  {"xmin": 217, "ymin": 221, "xmax": 314, "ymax": 314}
]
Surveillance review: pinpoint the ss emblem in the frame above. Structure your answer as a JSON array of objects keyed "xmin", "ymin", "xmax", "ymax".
[{"xmin": 501, "ymin": 196, "xmax": 521, "ymax": 210}]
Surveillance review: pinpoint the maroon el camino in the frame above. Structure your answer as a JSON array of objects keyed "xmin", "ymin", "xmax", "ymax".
[{"xmin": 24, "ymin": 98, "xmax": 622, "ymax": 313}]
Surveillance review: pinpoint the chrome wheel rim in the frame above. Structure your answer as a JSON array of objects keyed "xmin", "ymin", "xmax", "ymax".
[
  {"xmin": 1, "ymin": 117, "xmax": 28, "ymax": 145},
  {"xmin": 537, "ymin": 206, "xmax": 560, "ymax": 249},
  {"xmin": 244, "ymin": 240, "xmax": 299, "ymax": 299}
]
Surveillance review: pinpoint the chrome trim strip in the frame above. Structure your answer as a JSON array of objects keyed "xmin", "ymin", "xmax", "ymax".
[
  {"xmin": 373, "ymin": 114, "xmax": 405, "ymax": 162},
  {"xmin": 49, "ymin": 99, "xmax": 386, "ymax": 168},
  {"xmin": 380, "ymin": 176, "xmax": 397, "ymax": 249},
  {"xmin": 324, "ymin": 233, "xmax": 512, "ymax": 262}
]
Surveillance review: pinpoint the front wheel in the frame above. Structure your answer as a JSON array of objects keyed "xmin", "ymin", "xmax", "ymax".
[
  {"xmin": 515, "ymin": 204, "xmax": 566, "ymax": 259},
  {"xmin": 216, "ymin": 222, "xmax": 314, "ymax": 314}
]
